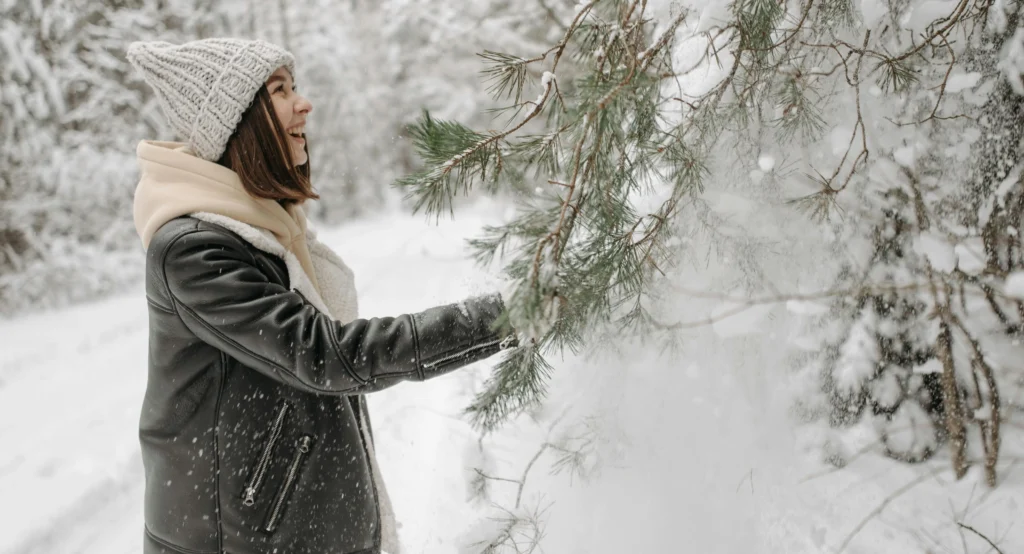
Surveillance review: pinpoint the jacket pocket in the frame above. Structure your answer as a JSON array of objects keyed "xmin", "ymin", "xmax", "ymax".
[
  {"xmin": 263, "ymin": 435, "xmax": 314, "ymax": 533},
  {"xmin": 242, "ymin": 401, "xmax": 291, "ymax": 507}
]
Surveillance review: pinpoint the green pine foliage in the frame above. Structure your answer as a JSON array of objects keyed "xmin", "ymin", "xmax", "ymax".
[
  {"xmin": 393, "ymin": 0, "xmax": 1024, "ymax": 490},
  {"xmin": 396, "ymin": 112, "xmax": 496, "ymax": 218},
  {"xmin": 465, "ymin": 339, "xmax": 555, "ymax": 431},
  {"xmin": 394, "ymin": 1, "xmax": 708, "ymax": 432}
]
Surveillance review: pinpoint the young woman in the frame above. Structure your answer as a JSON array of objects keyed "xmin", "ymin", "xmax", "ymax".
[{"xmin": 126, "ymin": 38, "xmax": 517, "ymax": 554}]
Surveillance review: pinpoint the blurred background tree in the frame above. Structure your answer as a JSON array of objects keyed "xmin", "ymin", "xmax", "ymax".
[{"xmin": 0, "ymin": 0, "xmax": 226, "ymax": 313}]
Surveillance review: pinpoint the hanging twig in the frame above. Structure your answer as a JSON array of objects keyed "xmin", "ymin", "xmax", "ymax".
[{"xmin": 957, "ymin": 522, "xmax": 1006, "ymax": 554}]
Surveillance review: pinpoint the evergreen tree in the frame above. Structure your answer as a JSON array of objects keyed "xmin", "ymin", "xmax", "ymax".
[
  {"xmin": 393, "ymin": 0, "xmax": 1023, "ymax": 490},
  {"xmin": 397, "ymin": 0, "xmax": 694, "ymax": 431}
]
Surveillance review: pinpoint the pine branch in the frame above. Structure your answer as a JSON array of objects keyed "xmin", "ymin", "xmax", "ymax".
[
  {"xmin": 735, "ymin": 0, "xmax": 786, "ymax": 57},
  {"xmin": 547, "ymin": 418, "xmax": 600, "ymax": 483},
  {"xmin": 393, "ymin": 111, "xmax": 496, "ymax": 218},
  {"xmin": 509, "ymin": 124, "xmax": 571, "ymax": 179},
  {"xmin": 470, "ymin": 502, "xmax": 548, "ymax": 554},
  {"xmin": 479, "ymin": 50, "xmax": 537, "ymax": 104},
  {"xmin": 817, "ymin": 0, "xmax": 856, "ymax": 29},
  {"xmin": 465, "ymin": 340, "xmax": 554, "ymax": 433},
  {"xmin": 637, "ymin": 8, "xmax": 689, "ymax": 73},
  {"xmin": 467, "ymin": 225, "xmax": 516, "ymax": 268},
  {"xmin": 394, "ymin": 0, "xmax": 1000, "ymax": 442},
  {"xmin": 874, "ymin": 56, "xmax": 918, "ymax": 94},
  {"xmin": 392, "ymin": 2, "xmax": 598, "ymax": 221},
  {"xmin": 787, "ymin": 171, "xmax": 844, "ymax": 222},
  {"xmin": 658, "ymin": 136, "xmax": 709, "ymax": 195},
  {"xmin": 774, "ymin": 68, "xmax": 827, "ymax": 141}
]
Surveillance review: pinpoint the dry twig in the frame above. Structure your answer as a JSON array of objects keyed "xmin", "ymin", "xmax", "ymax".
[{"xmin": 957, "ymin": 522, "xmax": 1006, "ymax": 554}]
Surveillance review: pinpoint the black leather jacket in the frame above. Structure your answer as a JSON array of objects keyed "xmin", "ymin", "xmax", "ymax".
[{"xmin": 141, "ymin": 216, "xmax": 517, "ymax": 554}]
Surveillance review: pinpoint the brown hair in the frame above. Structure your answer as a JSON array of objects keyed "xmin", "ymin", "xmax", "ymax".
[{"xmin": 216, "ymin": 86, "xmax": 319, "ymax": 206}]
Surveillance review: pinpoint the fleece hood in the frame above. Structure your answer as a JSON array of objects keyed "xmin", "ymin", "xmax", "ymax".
[{"xmin": 132, "ymin": 140, "xmax": 320, "ymax": 291}]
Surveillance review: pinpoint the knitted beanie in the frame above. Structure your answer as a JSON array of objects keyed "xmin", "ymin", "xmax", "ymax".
[{"xmin": 126, "ymin": 38, "xmax": 295, "ymax": 161}]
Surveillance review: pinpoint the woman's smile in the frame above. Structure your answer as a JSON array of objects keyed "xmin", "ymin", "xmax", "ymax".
[{"xmin": 286, "ymin": 124, "xmax": 306, "ymax": 145}]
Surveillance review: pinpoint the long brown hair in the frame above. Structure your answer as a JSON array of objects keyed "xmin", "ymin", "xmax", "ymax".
[{"xmin": 216, "ymin": 86, "xmax": 319, "ymax": 206}]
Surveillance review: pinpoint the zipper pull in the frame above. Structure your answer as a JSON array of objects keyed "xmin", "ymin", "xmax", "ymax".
[
  {"xmin": 298, "ymin": 436, "xmax": 312, "ymax": 453},
  {"xmin": 499, "ymin": 333, "xmax": 518, "ymax": 350},
  {"xmin": 243, "ymin": 487, "xmax": 257, "ymax": 507}
]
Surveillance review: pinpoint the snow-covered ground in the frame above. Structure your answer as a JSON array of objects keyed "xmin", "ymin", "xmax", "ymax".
[{"xmin": 1, "ymin": 203, "xmax": 1022, "ymax": 553}]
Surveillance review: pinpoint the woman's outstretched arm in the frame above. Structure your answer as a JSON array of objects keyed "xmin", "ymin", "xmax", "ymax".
[{"xmin": 157, "ymin": 226, "xmax": 517, "ymax": 395}]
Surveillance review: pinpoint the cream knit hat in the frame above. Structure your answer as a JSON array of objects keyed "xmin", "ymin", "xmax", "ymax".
[{"xmin": 126, "ymin": 38, "xmax": 295, "ymax": 162}]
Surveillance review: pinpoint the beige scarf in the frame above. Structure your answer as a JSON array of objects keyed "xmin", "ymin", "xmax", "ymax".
[
  {"xmin": 133, "ymin": 140, "xmax": 321, "ymax": 291},
  {"xmin": 133, "ymin": 140, "xmax": 401, "ymax": 554}
]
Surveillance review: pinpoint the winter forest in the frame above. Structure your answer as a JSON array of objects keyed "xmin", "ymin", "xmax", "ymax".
[{"xmin": 2, "ymin": 0, "xmax": 1024, "ymax": 552}]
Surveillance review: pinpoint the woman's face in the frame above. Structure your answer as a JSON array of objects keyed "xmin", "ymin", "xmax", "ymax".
[{"xmin": 265, "ymin": 67, "xmax": 312, "ymax": 166}]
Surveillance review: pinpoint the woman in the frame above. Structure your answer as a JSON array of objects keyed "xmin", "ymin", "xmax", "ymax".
[{"xmin": 126, "ymin": 38, "xmax": 517, "ymax": 554}]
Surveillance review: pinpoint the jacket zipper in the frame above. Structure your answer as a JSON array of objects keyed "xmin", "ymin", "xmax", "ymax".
[
  {"xmin": 422, "ymin": 337, "xmax": 505, "ymax": 371},
  {"xmin": 242, "ymin": 402, "xmax": 291, "ymax": 507},
  {"xmin": 263, "ymin": 435, "xmax": 314, "ymax": 533}
]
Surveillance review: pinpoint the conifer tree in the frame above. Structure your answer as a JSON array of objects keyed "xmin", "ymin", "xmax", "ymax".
[
  {"xmin": 396, "ymin": 0, "xmax": 695, "ymax": 431},
  {"xmin": 394, "ymin": 0, "xmax": 1023, "ymax": 488}
]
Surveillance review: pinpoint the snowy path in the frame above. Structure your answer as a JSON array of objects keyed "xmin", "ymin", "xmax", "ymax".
[{"xmin": 0, "ymin": 207, "xmax": 506, "ymax": 554}]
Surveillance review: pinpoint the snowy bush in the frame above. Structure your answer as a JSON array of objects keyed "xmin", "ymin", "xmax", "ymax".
[{"xmin": 0, "ymin": 0, "xmax": 226, "ymax": 315}]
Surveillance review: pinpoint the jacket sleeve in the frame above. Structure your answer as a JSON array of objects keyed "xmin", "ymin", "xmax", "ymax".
[{"xmin": 160, "ymin": 228, "xmax": 518, "ymax": 396}]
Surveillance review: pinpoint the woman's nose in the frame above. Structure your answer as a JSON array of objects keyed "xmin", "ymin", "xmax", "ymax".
[{"xmin": 296, "ymin": 95, "xmax": 313, "ymax": 115}]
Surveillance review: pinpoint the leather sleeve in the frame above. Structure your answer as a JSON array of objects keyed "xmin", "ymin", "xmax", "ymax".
[{"xmin": 160, "ymin": 228, "xmax": 518, "ymax": 395}]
